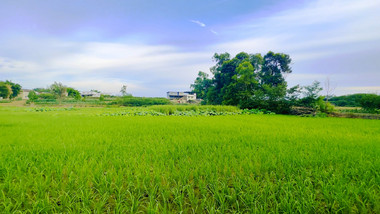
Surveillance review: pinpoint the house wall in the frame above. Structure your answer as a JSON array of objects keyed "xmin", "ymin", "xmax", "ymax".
[
  {"xmin": 21, "ymin": 91, "xmax": 29, "ymax": 100},
  {"xmin": 18, "ymin": 90, "xmax": 31, "ymax": 100}
]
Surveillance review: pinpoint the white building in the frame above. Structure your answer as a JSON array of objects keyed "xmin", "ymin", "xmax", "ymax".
[
  {"xmin": 80, "ymin": 91, "xmax": 101, "ymax": 98},
  {"xmin": 20, "ymin": 89, "xmax": 32, "ymax": 100},
  {"xmin": 167, "ymin": 91, "xmax": 196, "ymax": 102}
]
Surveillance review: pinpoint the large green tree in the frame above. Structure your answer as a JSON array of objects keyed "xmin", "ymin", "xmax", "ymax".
[
  {"xmin": 4, "ymin": 80, "xmax": 22, "ymax": 99},
  {"xmin": 191, "ymin": 51, "xmax": 293, "ymax": 112},
  {"xmin": 0, "ymin": 82, "xmax": 11, "ymax": 99},
  {"xmin": 298, "ymin": 81, "xmax": 323, "ymax": 107}
]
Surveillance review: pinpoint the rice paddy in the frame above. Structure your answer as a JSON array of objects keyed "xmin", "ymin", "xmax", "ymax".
[{"xmin": 0, "ymin": 106, "xmax": 379, "ymax": 213}]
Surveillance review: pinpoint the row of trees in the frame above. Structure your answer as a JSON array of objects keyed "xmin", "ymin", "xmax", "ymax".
[
  {"xmin": 191, "ymin": 52, "xmax": 329, "ymax": 113},
  {"xmin": 28, "ymin": 82, "xmax": 110, "ymax": 102},
  {"xmin": 1, "ymin": 80, "xmax": 128, "ymax": 102},
  {"xmin": 329, "ymin": 94, "xmax": 380, "ymax": 109},
  {"xmin": 191, "ymin": 51, "xmax": 380, "ymax": 113},
  {"xmin": 28, "ymin": 82, "xmax": 76, "ymax": 101}
]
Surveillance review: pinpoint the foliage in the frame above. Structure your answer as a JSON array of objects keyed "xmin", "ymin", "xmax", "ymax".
[
  {"xmin": 27, "ymin": 91, "xmax": 38, "ymax": 101},
  {"xmin": 30, "ymin": 107, "xmax": 77, "ymax": 112},
  {"xmin": 38, "ymin": 93, "xmax": 56, "ymax": 100},
  {"xmin": 297, "ymin": 81, "xmax": 323, "ymax": 108},
  {"xmin": 75, "ymin": 93, "xmax": 82, "ymax": 100},
  {"xmin": 260, "ymin": 52, "xmax": 292, "ymax": 87},
  {"xmin": 114, "ymin": 96, "xmax": 171, "ymax": 106},
  {"xmin": 359, "ymin": 94, "xmax": 380, "ymax": 110},
  {"xmin": 190, "ymin": 71, "xmax": 212, "ymax": 101},
  {"xmin": 50, "ymin": 82, "xmax": 67, "ymax": 99},
  {"xmin": 0, "ymin": 80, "xmax": 22, "ymax": 99},
  {"xmin": 329, "ymin": 94, "xmax": 366, "ymax": 107},
  {"xmin": 302, "ymin": 81, "xmax": 322, "ymax": 100},
  {"xmin": 66, "ymin": 87, "xmax": 80, "ymax": 98},
  {"xmin": 0, "ymin": 82, "xmax": 11, "ymax": 99},
  {"xmin": 5, "ymin": 80, "xmax": 22, "ymax": 99},
  {"xmin": 99, "ymin": 94, "xmax": 105, "ymax": 102},
  {"xmin": 33, "ymin": 88, "xmax": 51, "ymax": 93},
  {"xmin": 315, "ymin": 96, "xmax": 335, "ymax": 113},
  {"xmin": 0, "ymin": 107, "xmax": 379, "ymax": 213},
  {"xmin": 191, "ymin": 51, "xmax": 292, "ymax": 113}
]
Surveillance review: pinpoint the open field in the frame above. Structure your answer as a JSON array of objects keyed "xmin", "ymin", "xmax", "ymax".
[{"xmin": 0, "ymin": 106, "xmax": 379, "ymax": 213}]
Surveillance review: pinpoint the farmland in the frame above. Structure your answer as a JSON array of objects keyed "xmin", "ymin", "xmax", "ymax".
[{"xmin": 0, "ymin": 106, "xmax": 379, "ymax": 213}]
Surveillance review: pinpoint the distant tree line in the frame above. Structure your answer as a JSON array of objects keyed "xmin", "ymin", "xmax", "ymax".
[
  {"xmin": 329, "ymin": 94, "xmax": 380, "ymax": 109},
  {"xmin": 28, "ymin": 82, "xmax": 74, "ymax": 102}
]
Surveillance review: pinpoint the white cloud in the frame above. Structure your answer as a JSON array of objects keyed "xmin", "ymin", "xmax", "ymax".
[{"xmin": 190, "ymin": 20, "xmax": 206, "ymax": 27}]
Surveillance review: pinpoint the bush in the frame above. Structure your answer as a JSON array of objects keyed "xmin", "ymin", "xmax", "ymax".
[
  {"xmin": 28, "ymin": 91, "xmax": 38, "ymax": 101},
  {"xmin": 99, "ymin": 94, "xmax": 105, "ymax": 102},
  {"xmin": 316, "ymin": 96, "xmax": 334, "ymax": 113},
  {"xmin": 114, "ymin": 96, "xmax": 171, "ymax": 106},
  {"xmin": 38, "ymin": 93, "xmax": 56, "ymax": 100}
]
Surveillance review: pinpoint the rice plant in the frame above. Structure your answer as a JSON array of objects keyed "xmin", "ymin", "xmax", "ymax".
[{"xmin": 0, "ymin": 106, "xmax": 379, "ymax": 213}]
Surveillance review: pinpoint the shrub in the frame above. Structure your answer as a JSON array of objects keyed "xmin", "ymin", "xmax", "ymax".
[
  {"xmin": 28, "ymin": 91, "xmax": 38, "ymax": 101},
  {"xmin": 38, "ymin": 93, "xmax": 56, "ymax": 100},
  {"xmin": 316, "ymin": 96, "xmax": 334, "ymax": 113},
  {"xmin": 114, "ymin": 96, "xmax": 171, "ymax": 106},
  {"xmin": 99, "ymin": 94, "xmax": 105, "ymax": 102}
]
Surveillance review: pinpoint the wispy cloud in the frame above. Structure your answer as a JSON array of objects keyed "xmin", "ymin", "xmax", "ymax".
[
  {"xmin": 0, "ymin": 38, "xmax": 214, "ymax": 96},
  {"xmin": 210, "ymin": 29, "xmax": 218, "ymax": 35},
  {"xmin": 190, "ymin": 20, "xmax": 206, "ymax": 27}
]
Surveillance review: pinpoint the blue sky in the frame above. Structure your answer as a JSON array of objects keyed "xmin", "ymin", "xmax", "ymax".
[{"xmin": 0, "ymin": 0, "xmax": 379, "ymax": 96}]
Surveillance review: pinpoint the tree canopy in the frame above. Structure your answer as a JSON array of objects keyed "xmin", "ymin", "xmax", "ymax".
[
  {"xmin": 50, "ymin": 82, "xmax": 67, "ymax": 99},
  {"xmin": 191, "ymin": 51, "xmax": 293, "ymax": 113},
  {"xmin": 0, "ymin": 82, "xmax": 11, "ymax": 99},
  {"xmin": 0, "ymin": 80, "xmax": 22, "ymax": 99}
]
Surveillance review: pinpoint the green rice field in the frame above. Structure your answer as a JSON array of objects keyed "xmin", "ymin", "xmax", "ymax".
[{"xmin": 0, "ymin": 106, "xmax": 379, "ymax": 213}]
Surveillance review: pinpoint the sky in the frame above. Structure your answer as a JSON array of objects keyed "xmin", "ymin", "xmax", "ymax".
[{"xmin": 0, "ymin": 0, "xmax": 379, "ymax": 97}]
